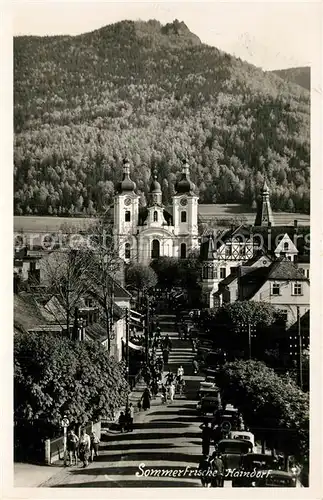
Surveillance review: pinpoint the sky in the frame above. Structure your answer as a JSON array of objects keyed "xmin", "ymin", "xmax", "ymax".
[{"xmin": 12, "ymin": 0, "xmax": 322, "ymax": 70}]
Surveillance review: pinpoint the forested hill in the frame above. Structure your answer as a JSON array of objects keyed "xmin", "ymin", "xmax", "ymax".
[
  {"xmin": 14, "ymin": 19, "xmax": 310, "ymax": 217},
  {"xmin": 270, "ymin": 67, "xmax": 310, "ymax": 91}
]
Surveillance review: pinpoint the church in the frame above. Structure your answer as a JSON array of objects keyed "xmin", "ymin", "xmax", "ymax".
[{"xmin": 113, "ymin": 158, "xmax": 199, "ymax": 263}]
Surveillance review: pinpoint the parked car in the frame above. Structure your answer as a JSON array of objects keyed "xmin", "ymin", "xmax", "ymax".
[
  {"xmin": 253, "ymin": 470, "xmax": 297, "ymax": 487},
  {"xmin": 229, "ymin": 431, "xmax": 255, "ymax": 450},
  {"xmin": 213, "ymin": 407, "xmax": 240, "ymax": 431},
  {"xmin": 216, "ymin": 439, "xmax": 253, "ymax": 472},
  {"xmin": 232, "ymin": 453, "xmax": 279, "ymax": 487},
  {"xmin": 196, "ymin": 395, "xmax": 222, "ymax": 415}
]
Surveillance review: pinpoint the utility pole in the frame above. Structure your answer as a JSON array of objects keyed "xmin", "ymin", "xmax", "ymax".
[
  {"xmin": 145, "ymin": 296, "xmax": 150, "ymax": 365},
  {"xmin": 125, "ymin": 308, "xmax": 130, "ymax": 384},
  {"xmin": 297, "ymin": 306, "xmax": 303, "ymax": 390},
  {"xmin": 248, "ymin": 321, "xmax": 252, "ymax": 360}
]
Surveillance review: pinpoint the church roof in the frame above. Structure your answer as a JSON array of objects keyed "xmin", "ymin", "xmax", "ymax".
[
  {"xmin": 116, "ymin": 159, "xmax": 136, "ymax": 194},
  {"xmin": 175, "ymin": 159, "xmax": 196, "ymax": 195}
]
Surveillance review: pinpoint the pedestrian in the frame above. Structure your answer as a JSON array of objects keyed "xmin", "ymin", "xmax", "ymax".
[
  {"xmin": 156, "ymin": 356, "xmax": 163, "ymax": 373},
  {"xmin": 141, "ymin": 387, "xmax": 152, "ymax": 411},
  {"xmin": 67, "ymin": 429, "xmax": 79, "ymax": 466},
  {"xmin": 199, "ymin": 454, "xmax": 212, "ymax": 487},
  {"xmin": 200, "ymin": 421, "xmax": 212, "ymax": 456},
  {"xmin": 210, "ymin": 452, "xmax": 224, "ymax": 487},
  {"xmin": 151, "ymin": 377, "xmax": 158, "ymax": 398},
  {"xmin": 161, "ymin": 384, "xmax": 167, "ymax": 404},
  {"xmin": 165, "ymin": 371, "xmax": 174, "ymax": 385},
  {"xmin": 192, "ymin": 358, "xmax": 199, "ymax": 374},
  {"xmin": 177, "ymin": 365, "xmax": 184, "ymax": 378},
  {"xmin": 78, "ymin": 428, "xmax": 91, "ymax": 468},
  {"xmin": 125, "ymin": 403, "xmax": 134, "ymax": 432},
  {"xmin": 118, "ymin": 411, "xmax": 126, "ymax": 432},
  {"xmin": 162, "ymin": 348, "xmax": 169, "ymax": 364},
  {"xmin": 90, "ymin": 431, "xmax": 100, "ymax": 461},
  {"xmin": 168, "ymin": 382, "xmax": 175, "ymax": 403}
]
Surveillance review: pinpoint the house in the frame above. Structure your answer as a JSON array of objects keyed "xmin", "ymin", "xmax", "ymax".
[
  {"xmin": 200, "ymin": 184, "xmax": 310, "ymax": 308},
  {"xmin": 238, "ymin": 259, "xmax": 310, "ymax": 327}
]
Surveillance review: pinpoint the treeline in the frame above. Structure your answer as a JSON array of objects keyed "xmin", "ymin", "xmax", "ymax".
[{"xmin": 14, "ymin": 20, "xmax": 310, "ymax": 216}]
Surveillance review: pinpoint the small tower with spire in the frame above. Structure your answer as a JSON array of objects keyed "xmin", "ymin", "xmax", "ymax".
[
  {"xmin": 148, "ymin": 169, "xmax": 162, "ymax": 206},
  {"xmin": 254, "ymin": 180, "xmax": 274, "ymax": 226}
]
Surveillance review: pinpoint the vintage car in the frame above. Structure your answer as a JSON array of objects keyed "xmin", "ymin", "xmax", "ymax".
[
  {"xmin": 232, "ymin": 453, "xmax": 279, "ymax": 487},
  {"xmin": 213, "ymin": 407, "xmax": 240, "ymax": 430},
  {"xmin": 197, "ymin": 380, "xmax": 220, "ymax": 399},
  {"xmin": 253, "ymin": 470, "xmax": 297, "ymax": 487},
  {"xmin": 229, "ymin": 431, "xmax": 255, "ymax": 449},
  {"xmin": 217, "ymin": 439, "xmax": 253, "ymax": 472},
  {"xmin": 196, "ymin": 395, "xmax": 222, "ymax": 415}
]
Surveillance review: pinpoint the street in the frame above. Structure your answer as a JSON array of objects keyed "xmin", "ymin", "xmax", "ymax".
[{"xmin": 41, "ymin": 315, "xmax": 213, "ymax": 488}]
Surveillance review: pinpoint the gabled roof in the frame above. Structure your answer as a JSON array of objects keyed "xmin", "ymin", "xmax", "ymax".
[
  {"xmin": 241, "ymin": 258, "xmax": 309, "ymax": 300},
  {"xmin": 218, "ymin": 273, "xmax": 238, "ymax": 287}
]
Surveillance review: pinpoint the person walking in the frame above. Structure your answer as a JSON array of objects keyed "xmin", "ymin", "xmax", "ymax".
[
  {"xmin": 90, "ymin": 431, "xmax": 100, "ymax": 462},
  {"xmin": 141, "ymin": 387, "xmax": 152, "ymax": 411},
  {"xmin": 78, "ymin": 428, "xmax": 91, "ymax": 468},
  {"xmin": 162, "ymin": 347, "xmax": 169, "ymax": 365},
  {"xmin": 125, "ymin": 403, "xmax": 134, "ymax": 432},
  {"xmin": 168, "ymin": 382, "xmax": 175, "ymax": 403},
  {"xmin": 200, "ymin": 421, "xmax": 212, "ymax": 457},
  {"xmin": 118, "ymin": 411, "xmax": 126, "ymax": 432},
  {"xmin": 161, "ymin": 384, "xmax": 167, "ymax": 404},
  {"xmin": 165, "ymin": 371, "xmax": 174, "ymax": 386},
  {"xmin": 210, "ymin": 452, "xmax": 224, "ymax": 487},
  {"xmin": 67, "ymin": 429, "xmax": 79, "ymax": 466},
  {"xmin": 177, "ymin": 365, "xmax": 184, "ymax": 378}
]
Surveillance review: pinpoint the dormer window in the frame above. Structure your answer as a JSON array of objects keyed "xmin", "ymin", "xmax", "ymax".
[
  {"xmin": 125, "ymin": 211, "xmax": 131, "ymax": 222},
  {"xmin": 272, "ymin": 283, "xmax": 280, "ymax": 296},
  {"xmin": 283, "ymin": 242, "xmax": 289, "ymax": 251},
  {"xmin": 181, "ymin": 211, "xmax": 187, "ymax": 223},
  {"xmin": 153, "ymin": 211, "xmax": 158, "ymax": 222}
]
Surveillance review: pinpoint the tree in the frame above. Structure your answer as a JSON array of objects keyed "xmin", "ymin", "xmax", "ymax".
[
  {"xmin": 84, "ymin": 219, "xmax": 124, "ymax": 352},
  {"xmin": 39, "ymin": 245, "xmax": 93, "ymax": 336},
  {"xmin": 220, "ymin": 301, "xmax": 277, "ymax": 327},
  {"xmin": 14, "ymin": 331, "xmax": 129, "ymax": 457},
  {"xmin": 216, "ymin": 360, "xmax": 309, "ymax": 463},
  {"xmin": 125, "ymin": 263, "xmax": 158, "ymax": 294}
]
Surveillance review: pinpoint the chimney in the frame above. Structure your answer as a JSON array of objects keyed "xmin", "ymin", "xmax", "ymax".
[{"xmin": 294, "ymin": 219, "xmax": 298, "ymax": 234}]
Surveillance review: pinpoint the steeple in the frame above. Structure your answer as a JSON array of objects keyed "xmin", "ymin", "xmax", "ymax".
[
  {"xmin": 207, "ymin": 233, "xmax": 215, "ymax": 260},
  {"xmin": 116, "ymin": 158, "xmax": 136, "ymax": 194},
  {"xmin": 148, "ymin": 169, "xmax": 162, "ymax": 206},
  {"xmin": 175, "ymin": 159, "xmax": 196, "ymax": 195},
  {"xmin": 255, "ymin": 180, "xmax": 274, "ymax": 226}
]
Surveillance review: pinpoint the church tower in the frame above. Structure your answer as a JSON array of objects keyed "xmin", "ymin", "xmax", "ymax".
[
  {"xmin": 173, "ymin": 159, "xmax": 199, "ymax": 257},
  {"xmin": 146, "ymin": 170, "xmax": 168, "ymax": 226},
  {"xmin": 254, "ymin": 181, "xmax": 275, "ymax": 227},
  {"xmin": 113, "ymin": 158, "xmax": 140, "ymax": 261}
]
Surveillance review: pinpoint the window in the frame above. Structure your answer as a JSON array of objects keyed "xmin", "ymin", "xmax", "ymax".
[
  {"xmin": 293, "ymin": 283, "xmax": 302, "ymax": 295},
  {"xmin": 181, "ymin": 211, "xmax": 187, "ymax": 223},
  {"xmin": 125, "ymin": 211, "xmax": 131, "ymax": 222},
  {"xmin": 283, "ymin": 242, "xmax": 289, "ymax": 251},
  {"xmin": 180, "ymin": 243, "xmax": 186, "ymax": 259},
  {"xmin": 151, "ymin": 239, "xmax": 160, "ymax": 259},
  {"xmin": 306, "ymin": 269, "xmax": 310, "ymax": 279},
  {"xmin": 125, "ymin": 243, "xmax": 131, "ymax": 259},
  {"xmin": 280, "ymin": 309, "xmax": 288, "ymax": 323},
  {"xmin": 29, "ymin": 261, "xmax": 36, "ymax": 272},
  {"xmin": 153, "ymin": 211, "xmax": 158, "ymax": 222},
  {"xmin": 220, "ymin": 268, "xmax": 226, "ymax": 279},
  {"xmin": 272, "ymin": 283, "xmax": 280, "ymax": 295}
]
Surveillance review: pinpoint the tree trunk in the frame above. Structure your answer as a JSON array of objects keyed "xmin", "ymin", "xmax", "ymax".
[{"xmin": 104, "ymin": 304, "xmax": 111, "ymax": 353}]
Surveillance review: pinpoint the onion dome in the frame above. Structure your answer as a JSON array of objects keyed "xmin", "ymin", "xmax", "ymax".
[
  {"xmin": 150, "ymin": 169, "xmax": 161, "ymax": 193},
  {"xmin": 262, "ymin": 180, "xmax": 270, "ymax": 195},
  {"xmin": 116, "ymin": 158, "xmax": 136, "ymax": 193},
  {"xmin": 175, "ymin": 159, "xmax": 196, "ymax": 195}
]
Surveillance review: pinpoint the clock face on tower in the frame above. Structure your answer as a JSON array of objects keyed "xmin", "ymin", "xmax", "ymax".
[
  {"xmin": 124, "ymin": 198, "xmax": 132, "ymax": 206},
  {"xmin": 180, "ymin": 197, "xmax": 187, "ymax": 206}
]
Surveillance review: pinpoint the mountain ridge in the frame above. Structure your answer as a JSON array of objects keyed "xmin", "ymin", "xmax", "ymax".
[{"xmin": 14, "ymin": 19, "xmax": 310, "ymax": 217}]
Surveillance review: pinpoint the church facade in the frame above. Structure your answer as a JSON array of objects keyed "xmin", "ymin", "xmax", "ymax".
[{"xmin": 113, "ymin": 159, "xmax": 199, "ymax": 263}]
